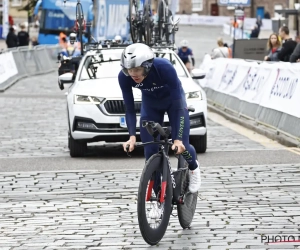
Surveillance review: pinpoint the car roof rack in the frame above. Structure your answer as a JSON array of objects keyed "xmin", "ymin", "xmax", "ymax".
[
  {"xmin": 149, "ymin": 42, "xmax": 177, "ymax": 51},
  {"xmin": 84, "ymin": 39, "xmax": 129, "ymax": 52}
]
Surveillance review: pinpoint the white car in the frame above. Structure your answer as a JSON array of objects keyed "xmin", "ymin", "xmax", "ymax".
[{"xmin": 59, "ymin": 46, "xmax": 207, "ymax": 157}]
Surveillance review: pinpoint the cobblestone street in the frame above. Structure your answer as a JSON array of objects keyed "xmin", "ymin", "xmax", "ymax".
[{"xmin": 1, "ymin": 163, "xmax": 300, "ymax": 250}]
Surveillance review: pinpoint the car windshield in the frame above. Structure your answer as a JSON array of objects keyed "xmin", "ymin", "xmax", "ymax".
[{"xmin": 79, "ymin": 49, "xmax": 188, "ymax": 81}]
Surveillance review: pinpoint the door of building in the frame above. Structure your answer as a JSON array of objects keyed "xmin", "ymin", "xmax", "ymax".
[
  {"xmin": 211, "ymin": 3, "xmax": 219, "ymax": 16},
  {"xmin": 256, "ymin": 6, "xmax": 265, "ymax": 19}
]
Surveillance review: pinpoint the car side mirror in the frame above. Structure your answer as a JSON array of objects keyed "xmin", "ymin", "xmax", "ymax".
[
  {"xmin": 191, "ymin": 68, "xmax": 206, "ymax": 80},
  {"xmin": 58, "ymin": 73, "xmax": 74, "ymax": 90}
]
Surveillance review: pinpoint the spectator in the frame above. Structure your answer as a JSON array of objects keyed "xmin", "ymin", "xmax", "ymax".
[
  {"xmin": 264, "ymin": 33, "xmax": 281, "ymax": 61},
  {"xmin": 31, "ymin": 37, "xmax": 39, "ymax": 46},
  {"xmin": 264, "ymin": 12, "xmax": 271, "ymax": 19},
  {"xmin": 277, "ymin": 26, "xmax": 297, "ymax": 62},
  {"xmin": 17, "ymin": 24, "xmax": 29, "ymax": 47},
  {"xmin": 211, "ymin": 38, "xmax": 230, "ymax": 59},
  {"xmin": 224, "ymin": 43, "xmax": 232, "ymax": 58},
  {"xmin": 256, "ymin": 16, "xmax": 263, "ymax": 31},
  {"xmin": 250, "ymin": 25, "xmax": 260, "ymax": 38},
  {"xmin": 6, "ymin": 27, "xmax": 18, "ymax": 48},
  {"xmin": 59, "ymin": 32, "xmax": 67, "ymax": 48},
  {"xmin": 290, "ymin": 42, "xmax": 300, "ymax": 62}
]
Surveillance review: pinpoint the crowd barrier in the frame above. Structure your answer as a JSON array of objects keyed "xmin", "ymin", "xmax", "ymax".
[
  {"xmin": 0, "ymin": 45, "xmax": 61, "ymax": 92},
  {"xmin": 199, "ymin": 55, "xmax": 300, "ymax": 146}
]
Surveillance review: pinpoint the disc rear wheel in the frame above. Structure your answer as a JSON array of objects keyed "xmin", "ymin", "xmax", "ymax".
[{"xmin": 177, "ymin": 156, "xmax": 198, "ymax": 229}]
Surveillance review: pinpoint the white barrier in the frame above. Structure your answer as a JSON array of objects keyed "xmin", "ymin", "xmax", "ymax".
[
  {"xmin": 0, "ymin": 52, "xmax": 18, "ymax": 84},
  {"xmin": 200, "ymin": 55, "xmax": 300, "ymax": 119},
  {"xmin": 0, "ymin": 45, "xmax": 60, "ymax": 92},
  {"xmin": 175, "ymin": 14, "xmax": 272, "ymax": 30}
]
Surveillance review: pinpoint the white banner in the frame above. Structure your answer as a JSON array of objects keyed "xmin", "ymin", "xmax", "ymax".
[
  {"xmin": 200, "ymin": 58, "xmax": 300, "ymax": 118},
  {"xmin": 175, "ymin": 14, "xmax": 272, "ymax": 30},
  {"xmin": 259, "ymin": 63, "xmax": 300, "ymax": 118},
  {"xmin": 230, "ymin": 63, "xmax": 273, "ymax": 104},
  {"xmin": 0, "ymin": 52, "xmax": 19, "ymax": 85}
]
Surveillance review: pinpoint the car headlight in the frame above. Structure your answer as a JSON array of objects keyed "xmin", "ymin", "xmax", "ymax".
[
  {"xmin": 185, "ymin": 91, "xmax": 202, "ymax": 100},
  {"xmin": 74, "ymin": 95, "xmax": 105, "ymax": 104}
]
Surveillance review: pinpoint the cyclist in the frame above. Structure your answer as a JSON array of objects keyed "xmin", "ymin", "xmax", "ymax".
[
  {"xmin": 177, "ymin": 40, "xmax": 195, "ymax": 73},
  {"xmin": 118, "ymin": 43, "xmax": 201, "ymax": 194}
]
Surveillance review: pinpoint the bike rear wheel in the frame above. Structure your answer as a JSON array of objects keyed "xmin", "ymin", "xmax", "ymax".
[
  {"xmin": 129, "ymin": 0, "xmax": 139, "ymax": 43},
  {"xmin": 157, "ymin": 0, "xmax": 170, "ymax": 43},
  {"xmin": 137, "ymin": 153, "xmax": 173, "ymax": 245},
  {"xmin": 177, "ymin": 154, "xmax": 198, "ymax": 229}
]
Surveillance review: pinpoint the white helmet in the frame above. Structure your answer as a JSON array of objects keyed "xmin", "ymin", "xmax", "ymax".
[
  {"xmin": 180, "ymin": 39, "xmax": 189, "ymax": 47},
  {"xmin": 69, "ymin": 33, "xmax": 77, "ymax": 45},
  {"xmin": 121, "ymin": 43, "xmax": 154, "ymax": 76},
  {"xmin": 114, "ymin": 35, "xmax": 122, "ymax": 43}
]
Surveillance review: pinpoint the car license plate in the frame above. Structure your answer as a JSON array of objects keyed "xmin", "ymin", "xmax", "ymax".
[{"xmin": 120, "ymin": 117, "xmax": 140, "ymax": 128}]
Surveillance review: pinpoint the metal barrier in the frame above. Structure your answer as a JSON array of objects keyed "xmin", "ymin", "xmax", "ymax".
[
  {"xmin": 205, "ymin": 88, "xmax": 300, "ymax": 147},
  {"xmin": 0, "ymin": 45, "xmax": 60, "ymax": 92}
]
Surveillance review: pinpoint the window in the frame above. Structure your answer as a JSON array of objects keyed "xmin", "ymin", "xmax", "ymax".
[
  {"xmin": 80, "ymin": 49, "xmax": 123, "ymax": 80},
  {"xmin": 274, "ymin": 4, "xmax": 283, "ymax": 19},
  {"xmin": 154, "ymin": 52, "xmax": 188, "ymax": 78},
  {"xmin": 11, "ymin": 0, "xmax": 22, "ymax": 7},
  {"xmin": 192, "ymin": 0, "xmax": 203, "ymax": 11},
  {"xmin": 79, "ymin": 50, "xmax": 187, "ymax": 81}
]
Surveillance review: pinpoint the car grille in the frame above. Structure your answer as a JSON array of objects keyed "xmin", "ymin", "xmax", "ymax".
[{"xmin": 104, "ymin": 100, "xmax": 142, "ymax": 114}]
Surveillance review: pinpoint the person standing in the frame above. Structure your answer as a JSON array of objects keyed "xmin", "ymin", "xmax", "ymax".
[
  {"xmin": 17, "ymin": 24, "xmax": 30, "ymax": 47},
  {"xmin": 264, "ymin": 33, "xmax": 282, "ymax": 61},
  {"xmin": 277, "ymin": 26, "xmax": 297, "ymax": 62},
  {"xmin": 6, "ymin": 26, "xmax": 18, "ymax": 48}
]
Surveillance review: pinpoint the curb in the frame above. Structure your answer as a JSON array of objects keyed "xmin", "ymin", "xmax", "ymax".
[{"xmin": 207, "ymin": 102, "xmax": 300, "ymax": 148}]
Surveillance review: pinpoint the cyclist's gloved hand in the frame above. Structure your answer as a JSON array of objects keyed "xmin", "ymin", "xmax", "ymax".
[
  {"xmin": 172, "ymin": 140, "xmax": 185, "ymax": 154},
  {"xmin": 123, "ymin": 135, "xmax": 136, "ymax": 152}
]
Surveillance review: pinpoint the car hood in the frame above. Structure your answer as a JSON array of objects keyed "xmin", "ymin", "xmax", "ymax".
[{"xmin": 71, "ymin": 77, "xmax": 201, "ymax": 99}]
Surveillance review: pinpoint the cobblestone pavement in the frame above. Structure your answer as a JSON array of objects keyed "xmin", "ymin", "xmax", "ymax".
[{"xmin": 1, "ymin": 164, "xmax": 300, "ymax": 250}]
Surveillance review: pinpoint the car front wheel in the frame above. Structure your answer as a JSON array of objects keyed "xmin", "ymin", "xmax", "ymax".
[
  {"xmin": 69, "ymin": 132, "xmax": 87, "ymax": 157},
  {"xmin": 190, "ymin": 133, "xmax": 207, "ymax": 153}
]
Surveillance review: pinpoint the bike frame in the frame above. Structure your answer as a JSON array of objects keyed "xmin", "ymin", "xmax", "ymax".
[
  {"xmin": 128, "ymin": 140, "xmax": 173, "ymax": 203},
  {"xmin": 126, "ymin": 120, "xmax": 177, "ymax": 204}
]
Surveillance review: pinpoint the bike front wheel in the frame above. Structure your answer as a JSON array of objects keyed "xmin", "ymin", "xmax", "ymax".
[{"xmin": 137, "ymin": 153, "xmax": 173, "ymax": 245}]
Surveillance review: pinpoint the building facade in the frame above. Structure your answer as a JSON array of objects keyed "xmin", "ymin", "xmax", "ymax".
[{"xmin": 178, "ymin": 0, "xmax": 290, "ymax": 18}]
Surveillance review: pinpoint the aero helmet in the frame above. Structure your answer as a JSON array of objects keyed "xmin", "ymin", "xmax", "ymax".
[{"xmin": 120, "ymin": 43, "xmax": 154, "ymax": 76}]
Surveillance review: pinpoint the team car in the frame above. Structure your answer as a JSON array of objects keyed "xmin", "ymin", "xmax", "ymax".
[{"xmin": 58, "ymin": 45, "xmax": 207, "ymax": 157}]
